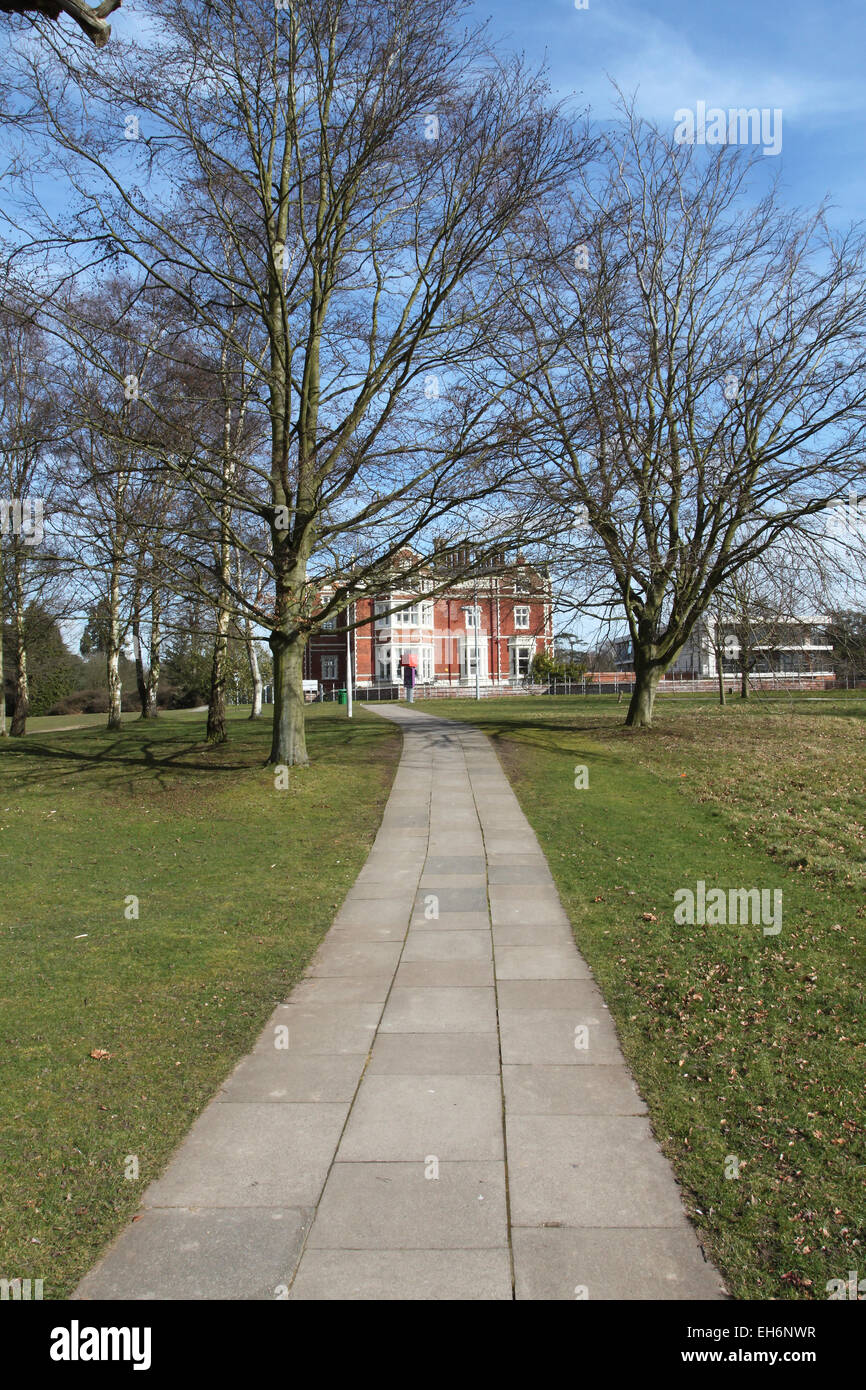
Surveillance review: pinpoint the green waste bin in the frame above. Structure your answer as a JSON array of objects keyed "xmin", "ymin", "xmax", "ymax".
[{"xmin": 337, "ymin": 688, "xmax": 347, "ymax": 705}]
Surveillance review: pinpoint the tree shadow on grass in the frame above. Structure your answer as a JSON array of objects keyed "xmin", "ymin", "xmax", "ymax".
[
  {"xmin": 0, "ymin": 712, "xmax": 396, "ymax": 794},
  {"xmin": 426, "ymin": 711, "xmax": 632, "ymax": 761}
]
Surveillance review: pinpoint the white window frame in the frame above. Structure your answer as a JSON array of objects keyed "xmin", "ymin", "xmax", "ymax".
[
  {"xmin": 394, "ymin": 643, "xmax": 434, "ymax": 684},
  {"xmin": 321, "ymin": 655, "xmax": 339, "ymax": 681},
  {"xmin": 464, "ymin": 605, "xmax": 481, "ymax": 630},
  {"xmin": 514, "ymin": 604, "xmax": 530, "ymax": 630},
  {"xmin": 321, "ymin": 616, "xmax": 337, "ymax": 632},
  {"xmin": 509, "ymin": 638, "xmax": 534, "ymax": 678},
  {"xmin": 460, "ymin": 634, "xmax": 488, "ymax": 680},
  {"xmin": 392, "ymin": 602, "xmax": 420, "ymax": 627},
  {"xmin": 375, "ymin": 644, "xmax": 393, "ymax": 681}
]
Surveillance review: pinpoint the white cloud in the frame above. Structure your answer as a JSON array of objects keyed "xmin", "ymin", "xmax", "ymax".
[{"xmin": 548, "ymin": 1, "xmax": 866, "ymax": 129}]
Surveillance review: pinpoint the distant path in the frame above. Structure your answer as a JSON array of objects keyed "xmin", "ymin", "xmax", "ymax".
[
  {"xmin": 21, "ymin": 707, "xmax": 210, "ymax": 735},
  {"xmin": 74, "ymin": 706, "xmax": 724, "ymax": 1301}
]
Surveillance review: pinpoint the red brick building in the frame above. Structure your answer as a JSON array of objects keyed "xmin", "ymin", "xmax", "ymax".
[{"xmin": 306, "ymin": 548, "xmax": 553, "ymax": 696}]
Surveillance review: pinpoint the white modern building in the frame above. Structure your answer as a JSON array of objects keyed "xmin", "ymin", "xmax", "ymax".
[{"xmin": 613, "ymin": 615, "xmax": 835, "ymax": 680}]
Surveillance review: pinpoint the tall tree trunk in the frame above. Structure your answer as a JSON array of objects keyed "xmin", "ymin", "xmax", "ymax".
[
  {"xmin": 269, "ymin": 631, "xmax": 309, "ymax": 766},
  {"xmin": 625, "ymin": 648, "xmax": 662, "ymax": 728},
  {"xmin": 234, "ymin": 548, "xmax": 263, "ymax": 720},
  {"xmin": 267, "ymin": 514, "xmax": 312, "ymax": 766},
  {"xmin": 10, "ymin": 613, "xmax": 28, "ymax": 737},
  {"xmin": 267, "ymin": 541, "xmax": 311, "ymax": 766},
  {"xmin": 206, "ymin": 616, "xmax": 230, "ymax": 744},
  {"xmin": 146, "ymin": 584, "xmax": 161, "ymax": 716},
  {"xmin": 106, "ymin": 559, "xmax": 123, "ymax": 731},
  {"xmin": 0, "ymin": 539, "xmax": 6, "ymax": 738},
  {"xmin": 132, "ymin": 577, "xmax": 155, "ymax": 718},
  {"xmin": 10, "ymin": 562, "xmax": 28, "ymax": 737},
  {"xmin": 715, "ymin": 640, "xmax": 726, "ymax": 706},
  {"xmin": 246, "ymin": 621, "xmax": 263, "ymax": 719},
  {"xmin": 740, "ymin": 665, "xmax": 749, "ymax": 700},
  {"xmin": 208, "ymin": 379, "xmax": 237, "ymax": 745},
  {"xmin": 206, "ymin": 509, "xmax": 232, "ymax": 743}
]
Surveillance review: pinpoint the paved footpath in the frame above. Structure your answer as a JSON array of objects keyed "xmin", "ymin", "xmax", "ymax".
[{"xmin": 75, "ymin": 706, "xmax": 724, "ymax": 1301}]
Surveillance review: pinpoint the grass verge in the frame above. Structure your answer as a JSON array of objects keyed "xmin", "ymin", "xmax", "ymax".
[
  {"xmin": 0, "ymin": 705, "xmax": 399, "ymax": 1298},
  {"xmin": 416, "ymin": 692, "xmax": 866, "ymax": 1300}
]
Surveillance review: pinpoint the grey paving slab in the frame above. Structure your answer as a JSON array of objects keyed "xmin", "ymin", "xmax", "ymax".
[
  {"xmin": 425, "ymin": 850, "xmax": 489, "ymax": 872},
  {"xmin": 334, "ymin": 899, "xmax": 411, "ymax": 930},
  {"xmin": 73, "ymin": 1207, "xmax": 311, "ymax": 1301},
  {"xmin": 402, "ymin": 929, "xmax": 492, "ymax": 961},
  {"xmin": 251, "ymin": 1001, "xmax": 381, "ymax": 1055},
  {"xmin": 306, "ymin": 1161, "xmax": 506, "ymax": 1249},
  {"xmin": 488, "ymin": 863, "xmax": 558, "ymax": 886},
  {"xmin": 410, "ymin": 909, "xmax": 491, "ymax": 931},
  {"xmin": 492, "ymin": 922, "xmax": 574, "ymax": 946},
  {"xmin": 497, "ymin": 979, "xmax": 604, "ymax": 1010},
  {"xmin": 505, "ymin": 1114, "xmax": 693, "ymax": 1228},
  {"xmin": 286, "ymin": 974, "xmax": 392, "ymax": 1006},
  {"xmin": 490, "ymin": 883, "xmax": 564, "ymax": 907},
  {"xmin": 379, "ymin": 986, "xmax": 497, "ymax": 1034},
  {"xmin": 484, "ymin": 837, "xmax": 544, "ymax": 855},
  {"xmin": 347, "ymin": 880, "xmax": 422, "ymax": 901},
  {"xmin": 426, "ymin": 835, "xmax": 485, "ymax": 855},
  {"xmin": 217, "ymin": 1053, "xmax": 365, "ymax": 1104},
  {"xmin": 417, "ymin": 873, "xmax": 489, "ymax": 892},
  {"xmin": 478, "ymin": 817, "xmax": 532, "ymax": 835},
  {"xmin": 502, "ymin": 1064, "xmax": 648, "ymax": 1116},
  {"xmin": 353, "ymin": 857, "xmax": 425, "ymax": 880},
  {"xmin": 490, "ymin": 901, "xmax": 572, "ymax": 930},
  {"xmin": 498, "ymin": 1008, "xmax": 624, "ymax": 1066},
  {"xmin": 368, "ymin": 1032, "xmax": 502, "ymax": 1074},
  {"xmin": 306, "ymin": 940, "xmax": 402, "ymax": 976},
  {"xmin": 414, "ymin": 885, "xmax": 488, "ymax": 914},
  {"xmin": 395, "ymin": 959, "xmax": 496, "ymax": 988},
  {"xmin": 495, "ymin": 944, "xmax": 591, "ymax": 979},
  {"xmin": 328, "ymin": 920, "xmax": 407, "ymax": 942},
  {"xmin": 142, "ymin": 1102, "xmax": 349, "ymax": 1209},
  {"xmin": 486, "ymin": 852, "xmax": 549, "ymax": 868},
  {"xmin": 512, "ymin": 1227, "xmax": 724, "ymax": 1300},
  {"xmin": 288, "ymin": 1247, "xmax": 513, "ymax": 1300},
  {"xmin": 75, "ymin": 702, "xmax": 723, "ymax": 1303},
  {"xmin": 337, "ymin": 1074, "xmax": 504, "ymax": 1161},
  {"xmin": 429, "ymin": 804, "xmax": 478, "ymax": 820}
]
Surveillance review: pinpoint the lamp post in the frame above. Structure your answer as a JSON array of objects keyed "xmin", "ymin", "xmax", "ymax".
[
  {"xmin": 346, "ymin": 602, "xmax": 353, "ymax": 719},
  {"xmin": 473, "ymin": 578, "xmax": 480, "ymax": 700}
]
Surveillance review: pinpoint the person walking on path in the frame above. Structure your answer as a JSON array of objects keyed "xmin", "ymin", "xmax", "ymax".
[{"xmin": 401, "ymin": 653, "xmax": 417, "ymax": 702}]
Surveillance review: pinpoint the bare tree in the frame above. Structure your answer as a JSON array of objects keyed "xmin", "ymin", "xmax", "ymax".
[
  {"xmin": 0, "ymin": 295, "xmax": 60, "ymax": 736},
  {"xmin": 234, "ymin": 544, "xmax": 267, "ymax": 720},
  {"xmin": 495, "ymin": 105, "xmax": 866, "ymax": 726},
  {"xmin": 12, "ymin": 0, "xmax": 576, "ymax": 763},
  {"xmin": 0, "ymin": 0, "xmax": 119, "ymax": 48},
  {"xmin": 53, "ymin": 281, "xmax": 195, "ymax": 730}
]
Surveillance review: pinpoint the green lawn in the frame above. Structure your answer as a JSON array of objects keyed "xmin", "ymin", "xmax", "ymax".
[
  {"xmin": 0, "ymin": 705, "xmax": 399, "ymax": 1299},
  {"xmin": 416, "ymin": 691, "xmax": 866, "ymax": 1300}
]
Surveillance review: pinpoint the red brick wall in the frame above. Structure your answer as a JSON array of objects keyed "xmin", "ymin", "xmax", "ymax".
[{"xmin": 308, "ymin": 576, "xmax": 552, "ymax": 687}]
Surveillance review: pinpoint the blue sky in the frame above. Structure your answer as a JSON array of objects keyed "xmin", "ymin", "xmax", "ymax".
[
  {"xmin": 469, "ymin": 0, "xmax": 866, "ymax": 226},
  {"xmin": 13, "ymin": 1, "xmax": 864, "ymax": 229},
  {"xmin": 10, "ymin": 0, "xmax": 863, "ymax": 651}
]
